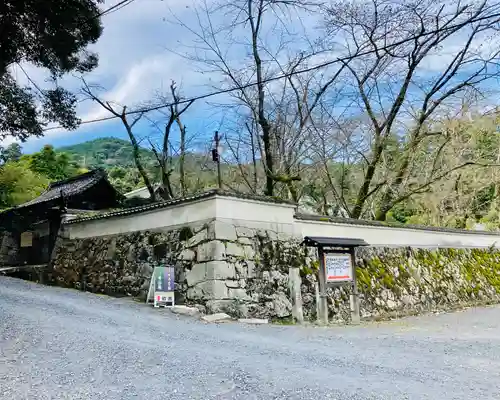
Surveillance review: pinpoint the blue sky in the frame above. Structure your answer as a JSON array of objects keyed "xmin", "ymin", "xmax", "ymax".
[
  {"xmin": 14, "ymin": 0, "xmax": 231, "ymax": 153},
  {"xmin": 8, "ymin": 0, "xmax": 500, "ymax": 155},
  {"xmin": 11, "ymin": 0, "xmax": 322, "ymax": 154}
]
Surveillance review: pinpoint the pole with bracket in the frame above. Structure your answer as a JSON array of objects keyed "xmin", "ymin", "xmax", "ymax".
[{"xmin": 213, "ymin": 131, "xmax": 222, "ymax": 189}]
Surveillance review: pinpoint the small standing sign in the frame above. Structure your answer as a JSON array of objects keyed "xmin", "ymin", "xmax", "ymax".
[{"xmin": 146, "ymin": 266, "xmax": 175, "ymax": 308}]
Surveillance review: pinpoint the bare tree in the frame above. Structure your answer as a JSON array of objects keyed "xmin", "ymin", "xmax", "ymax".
[
  {"xmin": 322, "ymin": 0, "xmax": 500, "ymax": 219},
  {"xmin": 173, "ymin": 0, "xmax": 334, "ymax": 198},
  {"xmin": 148, "ymin": 82, "xmax": 194, "ymax": 199},
  {"xmin": 81, "ymin": 81, "xmax": 159, "ymax": 201}
]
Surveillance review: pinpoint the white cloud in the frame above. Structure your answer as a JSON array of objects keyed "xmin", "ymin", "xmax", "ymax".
[{"xmin": 6, "ymin": 0, "xmax": 211, "ymax": 146}]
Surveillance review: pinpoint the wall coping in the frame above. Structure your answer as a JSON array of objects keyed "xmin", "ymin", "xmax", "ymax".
[
  {"xmin": 64, "ymin": 190, "xmax": 296, "ymax": 225},
  {"xmin": 62, "ymin": 189, "xmax": 500, "ymax": 239},
  {"xmin": 296, "ymin": 213, "xmax": 500, "ymax": 237}
]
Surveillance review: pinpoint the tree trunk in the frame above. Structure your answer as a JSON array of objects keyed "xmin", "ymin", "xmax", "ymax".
[
  {"xmin": 121, "ymin": 116, "xmax": 157, "ymax": 201},
  {"xmin": 249, "ymin": 0, "xmax": 274, "ymax": 196},
  {"xmin": 351, "ymin": 143, "xmax": 384, "ymax": 219},
  {"xmin": 177, "ymin": 117, "xmax": 187, "ymax": 197}
]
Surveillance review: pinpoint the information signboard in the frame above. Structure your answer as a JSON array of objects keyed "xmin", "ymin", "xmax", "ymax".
[
  {"xmin": 146, "ymin": 266, "xmax": 175, "ymax": 307},
  {"xmin": 20, "ymin": 232, "xmax": 33, "ymax": 248},
  {"xmin": 324, "ymin": 253, "xmax": 353, "ymax": 283}
]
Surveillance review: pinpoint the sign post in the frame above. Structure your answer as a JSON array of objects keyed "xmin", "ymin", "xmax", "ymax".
[
  {"xmin": 303, "ymin": 237, "xmax": 368, "ymax": 325},
  {"xmin": 317, "ymin": 247, "xmax": 328, "ymax": 325},
  {"xmin": 146, "ymin": 266, "xmax": 175, "ymax": 308}
]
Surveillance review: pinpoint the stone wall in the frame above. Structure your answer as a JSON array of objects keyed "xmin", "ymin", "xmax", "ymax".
[
  {"xmin": 0, "ymin": 231, "xmax": 19, "ymax": 265},
  {"xmin": 50, "ymin": 220, "xmax": 305, "ymax": 319},
  {"xmin": 50, "ymin": 217, "xmax": 500, "ymax": 323},
  {"xmin": 296, "ymin": 246, "xmax": 500, "ymax": 323},
  {"xmin": 353, "ymin": 247, "xmax": 500, "ymax": 321},
  {"xmin": 52, "ymin": 223, "xmax": 204, "ymax": 302}
]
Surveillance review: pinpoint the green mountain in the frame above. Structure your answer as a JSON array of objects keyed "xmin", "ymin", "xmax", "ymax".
[
  {"xmin": 58, "ymin": 137, "xmax": 156, "ymax": 169},
  {"xmin": 56, "ymin": 137, "xmax": 221, "ymax": 195}
]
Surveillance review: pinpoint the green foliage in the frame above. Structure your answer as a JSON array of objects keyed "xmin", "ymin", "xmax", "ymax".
[
  {"xmin": 301, "ymin": 259, "xmax": 319, "ymax": 277},
  {"xmin": 0, "ymin": 143, "xmax": 22, "ymax": 164},
  {"xmin": 357, "ymin": 248, "xmax": 500, "ymax": 316},
  {"xmin": 0, "ymin": 0, "xmax": 103, "ymax": 141},
  {"xmin": 59, "ymin": 138, "xmax": 157, "ymax": 169},
  {"xmin": 29, "ymin": 145, "xmax": 79, "ymax": 181},
  {"xmin": 0, "ymin": 160, "xmax": 49, "ymax": 208},
  {"xmin": 58, "ymin": 137, "xmax": 222, "ymax": 196},
  {"xmin": 385, "ymin": 202, "xmax": 415, "ymax": 224},
  {"xmin": 0, "ymin": 144, "xmax": 84, "ymax": 208}
]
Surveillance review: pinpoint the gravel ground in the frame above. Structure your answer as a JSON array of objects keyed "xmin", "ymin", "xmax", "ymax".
[{"xmin": 1, "ymin": 277, "xmax": 500, "ymax": 400}]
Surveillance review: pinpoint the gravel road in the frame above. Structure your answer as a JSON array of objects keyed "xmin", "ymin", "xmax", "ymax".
[{"xmin": 1, "ymin": 276, "xmax": 500, "ymax": 400}]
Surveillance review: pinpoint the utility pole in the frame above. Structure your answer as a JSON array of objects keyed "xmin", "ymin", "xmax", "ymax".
[{"xmin": 212, "ymin": 131, "xmax": 222, "ymax": 189}]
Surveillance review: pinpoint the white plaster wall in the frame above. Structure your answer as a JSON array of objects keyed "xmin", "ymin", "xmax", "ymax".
[
  {"xmin": 215, "ymin": 195, "xmax": 299, "ymax": 236},
  {"xmin": 215, "ymin": 196, "xmax": 296, "ymax": 223},
  {"xmin": 64, "ymin": 193, "xmax": 500, "ymax": 248},
  {"xmin": 297, "ymin": 219, "xmax": 500, "ymax": 248},
  {"xmin": 66, "ymin": 198, "xmax": 217, "ymax": 239}
]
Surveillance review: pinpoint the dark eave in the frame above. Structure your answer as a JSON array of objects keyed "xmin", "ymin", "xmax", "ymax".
[
  {"xmin": 303, "ymin": 236, "xmax": 369, "ymax": 248},
  {"xmin": 8, "ymin": 169, "xmax": 123, "ymax": 212},
  {"xmin": 16, "ymin": 169, "xmax": 106, "ymax": 209}
]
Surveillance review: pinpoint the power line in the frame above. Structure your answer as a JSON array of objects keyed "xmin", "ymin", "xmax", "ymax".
[
  {"xmin": 97, "ymin": 0, "xmax": 137, "ymax": 18},
  {"xmin": 42, "ymin": 7, "xmax": 500, "ymax": 132}
]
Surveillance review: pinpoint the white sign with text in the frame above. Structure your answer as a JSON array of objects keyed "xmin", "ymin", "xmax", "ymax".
[{"xmin": 324, "ymin": 253, "xmax": 353, "ymax": 283}]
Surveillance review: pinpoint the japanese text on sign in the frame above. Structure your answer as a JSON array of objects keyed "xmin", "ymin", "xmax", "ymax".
[
  {"xmin": 324, "ymin": 253, "xmax": 353, "ymax": 283},
  {"xmin": 147, "ymin": 266, "xmax": 175, "ymax": 306}
]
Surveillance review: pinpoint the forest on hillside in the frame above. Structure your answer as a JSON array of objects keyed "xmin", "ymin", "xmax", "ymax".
[{"xmin": 2, "ymin": 0, "xmax": 500, "ymax": 230}]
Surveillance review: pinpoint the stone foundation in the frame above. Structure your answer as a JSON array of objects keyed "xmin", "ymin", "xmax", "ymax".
[
  {"xmin": 51, "ymin": 219, "xmax": 306, "ymax": 319},
  {"xmin": 50, "ymin": 218, "xmax": 500, "ymax": 322}
]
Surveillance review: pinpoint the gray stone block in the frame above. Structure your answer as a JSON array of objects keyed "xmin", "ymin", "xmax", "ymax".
[
  {"xmin": 209, "ymin": 220, "xmax": 237, "ymax": 241},
  {"xmin": 187, "ymin": 280, "xmax": 229, "ymax": 300},
  {"xmin": 243, "ymin": 246, "xmax": 256, "ymax": 259},
  {"xmin": 246, "ymin": 261, "xmax": 256, "ymax": 278},
  {"xmin": 179, "ymin": 248, "xmax": 195, "ymax": 261},
  {"xmin": 238, "ymin": 318, "xmax": 268, "ymax": 324},
  {"xmin": 238, "ymin": 237, "xmax": 254, "ymax": 246},
  {"xmin": 225, "ymin": 280, "xmax": 241, "ymax": 288},
  {"xmin": 234, "ymin": 261, "xmax": 248, "ymax": 279},
  {"xmin": 226, "ymin": 242, "xmax": 245, "ymax": 257},
  {"xmin": 206, "ymin": 261, "xmax": 236, "ymax": 280},
  {"xmin": 236, "ymin": 226, "xmax": 255, "ymax": 238},
  {"xmin": 271, "ymin": 292, "xmax": 292, "ymax": 317},
  {"xmin": 170, "ymin": 305, "xmax": 200, "ymax": 317},
  {"xmin": 186, "ymin": 263, "xmax": 207, "ymax": 287},
  {"xmin": 187, "ymin": 229, "xmax": 207, "ymax": 247},
  {"xmin": 202, "ymin": 313, "xmax": 232, "ymax": 323},
  {"xmin": 206, "ymin": 299, "xmax": 233, "ymax": 314},
  {"xmin": 197, "ymin": 241, "xmax": 226, "ymax": 262},
  {"xmin": 228, "ymin": 288, "xmax": 250, "ymax": 301}
]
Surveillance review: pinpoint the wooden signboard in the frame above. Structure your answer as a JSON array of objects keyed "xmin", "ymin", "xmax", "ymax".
[{"xmin": 20, "ymin": 232, "xmax": 33, "ymax": 248}]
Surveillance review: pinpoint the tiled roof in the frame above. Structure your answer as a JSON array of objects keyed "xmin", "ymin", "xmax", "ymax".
[
  {"xmin": 17, "ymin": 169, "xmax": 107, "ymax": 209},
  {"xmin": 64, "ymin": 189, "xmax": 296, "ymax": 224}
]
